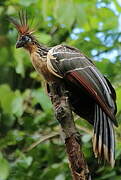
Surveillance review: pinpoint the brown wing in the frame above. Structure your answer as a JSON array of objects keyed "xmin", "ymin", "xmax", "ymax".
[
  {"xmin": 47, "ymin": 44, "xmax": 117, "ymax": 166},
  {"xmin": 47, "ymin": 45, "xmax": 117, "ymax": 125}
]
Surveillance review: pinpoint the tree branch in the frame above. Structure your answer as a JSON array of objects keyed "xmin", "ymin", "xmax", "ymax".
[{"xmin": 48, "ymin": 82, "xmax": 91, "ymax": 180}]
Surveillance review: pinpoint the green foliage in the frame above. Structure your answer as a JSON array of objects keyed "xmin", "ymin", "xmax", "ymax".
[
  {"xmin": 0, "ymin": 0, "xmax": 121, "ymax": 179},
  {"xmin": 0, "ymin": 153, "xmax": 9, "ymax": 180}
]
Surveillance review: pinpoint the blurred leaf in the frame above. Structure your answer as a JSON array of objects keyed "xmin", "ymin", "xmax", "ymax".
[
  {"xmin": 0, "ymin": 84, "xmax": 14, "ymax": 114},
  {"xmin": 12, "ymin": 90, "xmax": 24, "ymax": 117},
  {"xmin": 36, "ymin": 32, "xmax": 51, "ymax": 44},
  {"xmin": 0, "ymin": 153, "xmax": 9, "ymax": 180},
  {"xmin": 101, "ymin": 171, "xmax": 116, "ymax": 179},
  {"xmin": 82, "ymin": 134, "xmax": 92, "ymax": 143},
  {"xmin": 0, "ymin": 84, "xmax": 24, "ymax": 117},
  {"xmin": 115, "ymin": 140, "xmax": 121, "ymax": 159},
  {"xmin": 18, "ymin": 0, "xmax": 38, "ymax": 7},
  {"xmin": 116, "ymin": 87, "xmax": 121, "ymax": 112},
  {"xmin": 54, "ymin": 0, "xmax": 76, "ymax": 28},
  {"xmin": 0, "ymin": 130, "xmax": 25, "ymax": 149},
  {"xmin": 55, "ymin": 174, "xmax": 65, "ymax": 180},
  {"xmin": 17, "ymin": 156, "xmax": 33, "ymax": 169},
  {"xmin": 32, "ymin": 88, "xmax": 52, "ymax": 112},
  {"xmin": 97, "ymin": 7, "xmax": 118, "ymax": 29},
  {"xmin": 14, "ymin": 48, "xmax": 30, "ymax": 77}
]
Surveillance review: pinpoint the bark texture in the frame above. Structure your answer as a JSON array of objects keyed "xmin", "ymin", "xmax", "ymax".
[{"xmin": 48, "ymin": 82, "xmax": 91, "ymax": 180}]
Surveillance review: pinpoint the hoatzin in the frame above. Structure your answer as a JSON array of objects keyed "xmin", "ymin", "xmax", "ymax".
[{"xmin": 9, "ymin": 12, "xmax": 118, "ymax": 167}]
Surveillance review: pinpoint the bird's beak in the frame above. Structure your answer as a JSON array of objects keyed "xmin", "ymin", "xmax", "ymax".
[{"xmin": 16, "ymin": 40, "xmax": 24, "ymax": 48}]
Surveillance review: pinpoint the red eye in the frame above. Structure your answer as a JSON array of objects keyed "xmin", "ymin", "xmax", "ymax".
[
  {"xmin": 22, "ymin": 36, "xmax": 27, "ymax": 41},
  {"xmin": 22, "ymin": 36, "xmax": 31, "ymax": 42}
]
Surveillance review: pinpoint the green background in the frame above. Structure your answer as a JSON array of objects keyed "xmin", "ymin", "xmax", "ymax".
[{"xmin": 0, "ymin": 0, "xmax": 121, "ymax": 179}]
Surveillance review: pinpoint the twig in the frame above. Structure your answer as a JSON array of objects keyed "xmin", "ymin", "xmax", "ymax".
[
  {"xmin": 23, "ymin": 125, "xmax": 92, "ymax": 153},
  {"xmin": 24, "ymin": 132, "xmax": 59, "ymax": 152}
]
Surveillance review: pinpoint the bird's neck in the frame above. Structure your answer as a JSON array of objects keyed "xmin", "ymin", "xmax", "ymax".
[
  {"xmin": 36, "ymin": 43, "xmax": 49, "ymax": 57},
  {"xmin": 25, "ymin": 41, "xmax": 49, "ymax": 57}
]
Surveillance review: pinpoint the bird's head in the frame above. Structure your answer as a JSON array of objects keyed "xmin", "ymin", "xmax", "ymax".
[
  {"xmin": 16, "ymin": 34, "xmax": 33, "ymax": 48},
  {"xmin": 9, "ymin": 11, "xmax": 36, "ymax": 51}
]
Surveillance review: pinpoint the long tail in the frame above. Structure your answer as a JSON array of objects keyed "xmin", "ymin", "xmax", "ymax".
[{"xmin": 93, "ymin": 104, "xmax": 115, "ymax": 167}]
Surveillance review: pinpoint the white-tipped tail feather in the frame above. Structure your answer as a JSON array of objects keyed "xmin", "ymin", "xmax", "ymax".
[{"xmin": 93, "ymin": 104, "xmax": 115, "ymax": 167}]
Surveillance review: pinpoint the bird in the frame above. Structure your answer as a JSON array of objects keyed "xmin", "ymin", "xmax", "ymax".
[{"xmin": 9, "ymin": 11, "xmax": 118, "ymax": 167}]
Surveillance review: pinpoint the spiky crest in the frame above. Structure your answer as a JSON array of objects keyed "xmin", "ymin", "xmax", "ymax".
[{"xmin": 9, "ymin": 10, "xmax": 35, "ymax": 35}]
